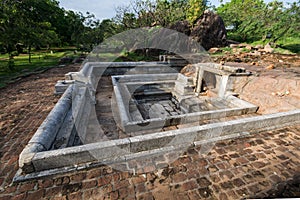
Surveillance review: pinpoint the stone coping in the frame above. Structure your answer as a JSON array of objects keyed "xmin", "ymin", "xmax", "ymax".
[
  {"xmin": 15, "ymin": 109, "xmax": 300, "ymax": 182},
  {"xmin": 112, "ymin": 73, "xmax": 258, "ymax": 132}
]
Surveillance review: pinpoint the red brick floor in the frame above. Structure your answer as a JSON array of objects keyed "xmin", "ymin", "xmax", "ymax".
[{"xmin": 0, "ymin": 64, "xmax": 299, "ymax": 200}]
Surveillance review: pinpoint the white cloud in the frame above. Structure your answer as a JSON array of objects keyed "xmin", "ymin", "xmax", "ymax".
[{"xmin": 59, "ymin": 0, "xmax": 131, "ymax": 20}]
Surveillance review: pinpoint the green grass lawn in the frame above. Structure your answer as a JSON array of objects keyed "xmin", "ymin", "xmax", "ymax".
[
  {"xmin": 0, "ymin": 48, "xmax": 156, "ymax": 88},
  {"xmin": 250, "ymin": 35, "xmax": 300, "ymax": 54},
  {"xmin": 0, "ymin": 51, "xmax": 74, "ymax": 88},
  {"xmin": 276, "ymin": 36, "xmax": 300, "ymax": 54},
  {"xmin": 209, "ymin": 35, "xmax": 300, "ymax": 57}
]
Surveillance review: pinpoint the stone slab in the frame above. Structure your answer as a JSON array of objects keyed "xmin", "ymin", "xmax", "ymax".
[
  {"xmin": 28, "ymin": 85, "xmax": 73, "ymax": 149},
  {"xmin": 25, "ymin": 109, "xmax": 300, "ymax": 173}
]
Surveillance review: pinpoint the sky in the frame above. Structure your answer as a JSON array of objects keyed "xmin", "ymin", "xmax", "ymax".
[{"xmin": 58, "ymin": 0, "xmax": 295, "ymax": 21}]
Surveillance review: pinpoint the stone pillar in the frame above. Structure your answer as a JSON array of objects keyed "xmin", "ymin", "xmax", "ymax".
[
  {"xmin": 196, "ymin": 68, "xmax": 204, "ymax": 95},
  {"xmin": 218, "ymin": 75, "xmax": 229, "ymax": 97}
]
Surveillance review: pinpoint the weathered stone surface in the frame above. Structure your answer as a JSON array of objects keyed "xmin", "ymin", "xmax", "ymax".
[
  {"xmin": 191, "ymin": 10, "xmax": 227, "ymax": 50},
  {"xmin": 18, "ymin": 107, "xmax": 299, "ymax": 174},
  {"xmin": 208, "ymin": 47, "xmax": 222, "ymax": 54},
  {"xmin": 264, "ymin": 43, "xmax": 274, "ymax": 53},
  {"xmin": 169, "ymin": 20, "xmax": 191, "ymax": 35},
  {"xmin": 233, "ymin": 69, "xmax": 300, "ymax": 114},
  {"xmin": 254, "ymin": 44, "xmax": 264, "ymax": 49}
]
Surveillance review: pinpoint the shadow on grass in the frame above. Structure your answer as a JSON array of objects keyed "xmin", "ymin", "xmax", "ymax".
[
  {"xmin": 280, "ymin": 44, "xmax": 300, "ymax": 54},
  {"xmin": 0, "ymin": 51, "xmax": 74, "ymax": 88}
]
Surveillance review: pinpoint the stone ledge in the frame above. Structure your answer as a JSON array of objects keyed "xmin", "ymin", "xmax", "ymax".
[{"xmin": 15, "ymin": 109, "xmax": 300, "ymax": 181}]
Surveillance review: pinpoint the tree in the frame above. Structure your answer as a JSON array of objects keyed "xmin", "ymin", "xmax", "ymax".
[
  {"xmin": 98, "ymin": 19, "xmax": 122, "ymax": 40},
  {"xmin": 0, "ymin": 0, "xmax": 19, "ymax": 70},
  {"xmin": 217, "ymin": 0, "xmax": 300, "ymax": 43},
  {"xmin": 154, "ymin": 0, "xmax": 187, "ymax": 26},
  {"xmin": 262, "ymin": 0, "xmax": 300, "ymax": 43},
  {"xmin": 0, "ymin": 0, "xmax": 62, "ymax": 64},
  {"xmin": 217, "ymin": 0, "xmax": 265, "ymax": 41},
  {"xmin": 186, "ymin": 0, "xmax": 209, "ymax": 24},
  {"xmin": 16, "ymin": 0, "xmax": 60, "ymax": 62},
  {"xmin": 0, "ymin": 0, "xmax": 21, "ymax": 55},
  {"xmin": 114, "ymin": 0, "xmax": 190, "ymax": 28}
]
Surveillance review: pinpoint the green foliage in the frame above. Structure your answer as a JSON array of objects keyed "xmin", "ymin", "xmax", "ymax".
[
  {"xmin": 263, "ymin": 1, "xmax": 300, "ymax": 43},
  {"xmin": 0, "ymin": 0, "xmax": 118, "ymax": 66},
  {"xmin": 155, "ymin": 0, "xmax": 187, "ymax": 26},
  {"xmin": 186, "ymin": 0, "xmax": 208, "ymax": 24},
  {"xmin": 217, "ymin": 0, "xmax": 265, "ymax": 41},
  {"xmin": 114, "ymin": 0, "xmax": 211, "ymax": 28},
  {"xmin": 115, "ymin": 51, "xmax": 157, "ymax": 62},
  {"xmin": 0, "ymin": 0, "xmax": 298, "ymax": 75},
  {"xmin": 217, "ymin": 0, "xmax": 300, "ymax": 44}
]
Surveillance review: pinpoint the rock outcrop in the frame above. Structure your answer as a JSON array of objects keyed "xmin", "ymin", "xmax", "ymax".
[
  {"xmin": 190, "ymin": 10, "xmax": 227, "ymax": 50},
  {"xmin": 130, "ymin": 11, "xmax": 227, "ymax": 57},
  {"xmin": 169, "ymin": 20, "xmax": 191, "ymax": 35}
]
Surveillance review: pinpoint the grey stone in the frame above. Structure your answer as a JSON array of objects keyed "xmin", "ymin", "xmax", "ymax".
[
  {"xmin": 191, "ymin": 10, "xmax": 227, "ymax": 50},
  {"xmin": 32, "ymin": 139, "xmax": 131, "ymax": 172},
  {"xmin": 28, "ymin": 85, "xmax": 73, "ymax": 149},
  {"xmin": 264, "ymin": 43, "xmax": 274, "ymax": 53}
]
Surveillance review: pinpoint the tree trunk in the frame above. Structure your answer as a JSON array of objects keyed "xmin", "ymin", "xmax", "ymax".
[
  {"xmin": 28, "ymin": 45, "xmax": 31, "ymax": 63},
  {"xmin": 8, "ymin": 52, "xmax": 15, "ymax": 71}
]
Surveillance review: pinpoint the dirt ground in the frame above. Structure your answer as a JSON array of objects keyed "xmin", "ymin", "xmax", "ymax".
[
  {"xmin": 214, "ymin": 52, "xmax": 300, "ymax": 69},
  {"xmin": 0, "ymin": 53, "xmax": 299, "ymax": 199},
  {"xmin": 214, "ymin": 53, "xmax": 300, "ymax": 114}
]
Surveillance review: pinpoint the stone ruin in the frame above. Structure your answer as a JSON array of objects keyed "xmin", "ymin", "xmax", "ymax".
[
  {"xmin": 111, "ymin": 64, "xmax": 256, "ymax": 133},
  {"xmin": 14, "ymin": 59, "xmax": 300, "ymax": 182},
  {"xmin": 170, "ymin": 10, "xmax": 227, "ymax": 50}
]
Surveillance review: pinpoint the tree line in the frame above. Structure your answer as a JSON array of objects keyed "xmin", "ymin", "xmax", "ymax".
[
  {"xmin": 114, "ymin": 0, "xmax": 299, "ymax": 43},
  {"xmin": 0, "ymin": 0, "xmax": 299, "ymax": 62},
  {"xmin": 0, "ymin": 0, "xmax": 121, "ymax": 63},
  {"xmin": 217, "ymin": 0, "xmax": 300, "ymax": 43}
]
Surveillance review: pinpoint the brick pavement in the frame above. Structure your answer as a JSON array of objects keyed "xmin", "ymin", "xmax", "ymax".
[{"xmin": 0, "ymin": 64, "xmax": 300, "ymax": 200}]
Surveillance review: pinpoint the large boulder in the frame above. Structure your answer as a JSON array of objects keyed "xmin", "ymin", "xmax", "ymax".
[
  {"xmin": 131, "ymin": 27, "xmax": 201, "ymax": 56},
  {"xmin": 191, "ymin": 10, "xmax": 227, "ymax": 50},
  {"xmin": 169, "ymin": 20, "xmax": 191, "ymax": 35}
]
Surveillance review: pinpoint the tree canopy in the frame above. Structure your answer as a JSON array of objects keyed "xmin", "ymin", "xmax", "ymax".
[
  {"xmin": 0, "ymin": 0, "xmax": 119, "ymax": 57},
  {"xmin": 114, "ymin": 0, "xmax": 210, "ymax": 28},
  {"xmin": 217, "ymin": 0, "xmax": 300, "ymax": 43}
]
